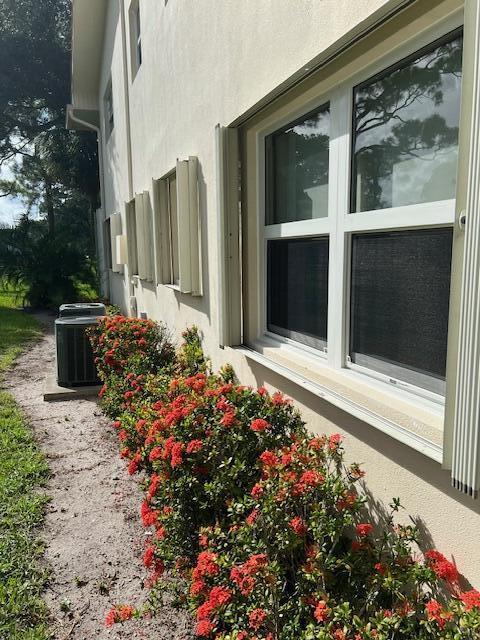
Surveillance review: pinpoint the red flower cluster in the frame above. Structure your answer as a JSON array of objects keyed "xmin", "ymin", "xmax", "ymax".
[
  {"xmin": 250, "ymin": 418, "xmax": 270, "ymax": 432},
  {"xmin": 459, "ymin": 589, "xmax": 480, "ymax": 611},
  {"xmin": 314, "ymin": 600, "xmax": 330, "ymax": 623},
  {"xmin": 105, "ymin": 604, "xmax": 135, "ymax": 626},
  {"xmin": 425, "ymin": 599, "xmax": 453, "ymax": 629},
  {"xmin": 248, "ymin": 608, "xmax": 267, "ymax": 631},
  {"xmin": 230, "ymin": 554, "xmax": 268, "ymax": 596},
  {"xmin": 425, "ymin": 550, "xmax": 459, "ymax": 584},
  {"xmin": 289, "ymin": 516, "xmax": 307, "ymax": 536},
  {"xmin": 355, "ymin": 523, "xmax": 373, "ymax": 538}
]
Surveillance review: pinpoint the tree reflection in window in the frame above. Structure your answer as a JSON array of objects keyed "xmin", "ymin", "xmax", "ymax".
[
  {"xmin": 266, "ymin": 104, "xmax": 330, "ymax": 225},
  {"xmin": 352, "ymin": 30, "xmax": 463, "ymax": 213}
]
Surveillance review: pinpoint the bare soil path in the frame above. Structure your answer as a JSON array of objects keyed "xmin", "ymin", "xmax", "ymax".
[{"xmin": 5, "ymin": 314, "xmax": 192, "ymax": 640}]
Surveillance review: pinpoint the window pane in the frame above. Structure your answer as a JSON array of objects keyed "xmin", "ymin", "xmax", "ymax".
[
  {"xmin": 127, "ymin": 204, "xmax": 138, "ymax": 275},
  {"xmin": 350, "ymin": 228, "xmax": 453, "ymax": 392},
  {"xmin": 266, "ymin": 104, "xmax": 330, "ymax": 224},
  {"xmin": 352, "ymin": 31, "xmax": 463, "ymax": 212},
  {"xmin": 168, "ymin": 175, "xmax": 179, "ymax": 286},
  {"xmin": 267, "ymin": 237, "xmax": 329, "ymax": 349}
]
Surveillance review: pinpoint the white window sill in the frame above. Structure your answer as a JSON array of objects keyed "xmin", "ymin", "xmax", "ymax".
[
  {"xmin": 234, "ymin": 341, "xmax": 444, "ymax": 464},
  {"xmin": 164, "ymin": 283, "xmax": 181, "ymax": 292}
]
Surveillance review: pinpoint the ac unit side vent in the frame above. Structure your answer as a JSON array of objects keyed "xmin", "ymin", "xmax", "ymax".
[{"xmin": 56, "ymin": 317, "xmax": 101, "ymax": 387}]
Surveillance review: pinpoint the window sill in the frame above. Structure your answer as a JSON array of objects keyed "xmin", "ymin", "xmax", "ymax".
[
  {"xmin": 234, "ymin": 341, "xmax": 444, "ymax": 463},
  {"xmin": 164, "ymin": 283, "xmax": 181, "ymax": 292}
]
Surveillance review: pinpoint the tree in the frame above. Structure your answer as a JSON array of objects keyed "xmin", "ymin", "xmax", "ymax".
[{"xmin": 0, "ymin": 0, "xmax": 100, "ymax": 307}]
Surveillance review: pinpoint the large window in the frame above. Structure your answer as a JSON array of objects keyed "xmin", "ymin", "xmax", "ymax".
[{"xmin": 262, "ymin": 27, "xmax": 463, "ymax": 398}]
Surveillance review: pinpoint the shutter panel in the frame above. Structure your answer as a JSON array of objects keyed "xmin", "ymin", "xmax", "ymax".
[
  {"xmin": 176, "ymin": 157, "xmax": 202, "ymax": 295},
  {"xmin": 176, "ymin": 159, "xmax": 192, "ymax": 293},
  {"xmin": 215, "ymin": 125, "xmax": 242, "ymax": 347},
  {"xmin": 135, "ymin": 192, "xmax": 147, "ymax": 280},
  {"xmin": 110, "ymin": 213, "xmax": 123, "ymax": 273},
  {"xmin": 446, "ymin": 0, "xmax": 480, "ymax": 498},
  {"xmin": 188, "ymin": 156, "xmax": 202, "ymax": 296}
]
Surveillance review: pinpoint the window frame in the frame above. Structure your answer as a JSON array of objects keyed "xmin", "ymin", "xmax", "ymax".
[
  {"xmin": 153, "ymin": 169, "xmax": 181, "ymax": 289},
  {"xmin": 103, "ymin": 80, "xmax": 114, "ymax": 141},
  {"xmin": 129, "ymin": 0, "xmax": 142, "ymax": 78},
  {"xmin": 126, "ymin": 199, "xmax": 139, "ymax": 277},
  {"xmin": 252, "ymin": 11, "xmax": 463, "ymax": 411}
]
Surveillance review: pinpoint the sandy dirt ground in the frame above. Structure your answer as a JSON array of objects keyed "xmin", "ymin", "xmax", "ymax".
[{"xmin": 5, "ymin": 314, "xmax": 192, "ymax": 640}]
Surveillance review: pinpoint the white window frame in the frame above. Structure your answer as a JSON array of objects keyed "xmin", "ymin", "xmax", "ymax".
[
  {"xmin": 153, "ymin": 159, "xmax": 202, "ymax": 295},
  {"xmin": 153, "ymin": 169, "xmax": 180, "ymax": 289},
  {"xmin": 252, "ymin": 11, "xmax": 462, "ymax": 412},
  {"xmin": 129, "ymin": 0, "xmax": 142, "ymax": 78},
  {"xmin": 126, "ymin": 199, "xmax": 139, "ymax": 277}
]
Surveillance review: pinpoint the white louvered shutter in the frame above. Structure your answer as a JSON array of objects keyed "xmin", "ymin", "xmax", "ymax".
[{"xmin": 215, "ymin": 125, "xmax": 242, "ymax": 347}]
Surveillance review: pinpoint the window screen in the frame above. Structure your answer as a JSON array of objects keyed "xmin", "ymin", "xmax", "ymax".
[
  {"xmin": 351, "ymin": 30, "xmax": 463, "ymax": 213},
  {"xmin": 267, "ymin": 237, "xmax": 329, "ymax": 349},
  {"xmin": 350, "ymin": 228, "xmax": 453, "ymax": 392},
  {"xmin": 266, "ymin": 103, "xmax": 330, "ymax": 224}
]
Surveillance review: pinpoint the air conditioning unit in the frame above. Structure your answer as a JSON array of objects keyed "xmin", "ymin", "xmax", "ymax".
[
  {"xmin": 59, "ymin": 302, "xmax": 106, "ymax": 318},
  {"xmin": 55, "ymin": 316, "xmax": 101, "ymax": 388}
]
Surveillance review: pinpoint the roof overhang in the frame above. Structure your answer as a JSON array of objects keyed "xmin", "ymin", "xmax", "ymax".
[
  {"xmin": 68, "ymin": 0, "xmax": 108, "ymax": 129},
  {"xmin": 66, "ymin": 105, "xmax": 100, "ymax": 131}
]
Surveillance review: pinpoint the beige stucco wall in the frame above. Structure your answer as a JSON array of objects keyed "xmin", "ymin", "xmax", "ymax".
[{"xmin": 97, "ymin": 0, "xmax": 480, "ymax": 587}]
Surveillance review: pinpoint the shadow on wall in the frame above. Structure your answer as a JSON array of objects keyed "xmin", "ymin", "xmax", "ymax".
[
  {"xmin": 244, "ymin": 359, "xmax": 480, "ymax": 521},
  {"xmin": 361, "ymin": 483, "xmax": 474, "ymax": 592}
]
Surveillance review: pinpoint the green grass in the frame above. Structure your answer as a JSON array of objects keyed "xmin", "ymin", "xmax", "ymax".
[
  {"xmin": 0, "ymin": 285, "xmax": 41, "ymax": 374},
  {"xmin": 0, "ymin": 285, "xmax": 50, "ymax": 639}
]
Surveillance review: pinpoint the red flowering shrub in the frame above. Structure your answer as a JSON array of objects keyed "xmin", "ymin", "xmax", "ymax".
[
  {"xmin": 89, "ymin": 315, "xmax": 175, "ymax": 379},
  {"xmin": 185, "ymin": 436, "xmax": 480, "ymax": 639},
  {"xmin": 126, "ymin": 372, "xmax": 305, "ymax": 573},
  {"xmin": 90, "ymin": 317, "xmax": 480, "ymax": 639},
  {"xmin": 88, "ymin": 315, "xmax": 175, "ymax": 417}
]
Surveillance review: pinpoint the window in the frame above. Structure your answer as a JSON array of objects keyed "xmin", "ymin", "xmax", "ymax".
[
  {"xmin": 266, "ymin": 104, "xmax": 330, "ymax": 224},
  {"xmin": 103, "ymin": 80, "xmax": 114, "ymax": 140},
  {"xmin": 153, "ymin": 158, "xmax": 202, "ymax": 295},
  {"xmin": 166, "ymin": 172, "xmax": 180, "ymax": 286},
  {"xmin": 258, "ymin": 26, "xmax": 463, "ymax": 400},
  {"xmin": 264, "ymin": 103, "xmax": 330, "ymax": 350},
  {"xmin": 351, "ymin": 34, "xmax": 462, "ymax": 213},
  {"xmin": 130, "ymin": 1, "xmax": 142, "ymax": 77},
  {"xmin": 350, "ymin": 228, "xmax": 453, "ymax": 394},
  {"xmin": 267, "ymin": 237, "xmax": 329, "ymax": 349},
  {"xmin": 104, "ymin": 218, "xmax": 112, "ymax": 270},
  {"xmin": 126, "ymin": 200, "xmax": 139, "ymax": 276}
]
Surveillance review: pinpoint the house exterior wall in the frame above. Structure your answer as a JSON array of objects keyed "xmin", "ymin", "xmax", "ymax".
[{"xmin": 95, "ymin": 0, "xmax": 480, "ymax": 586}]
